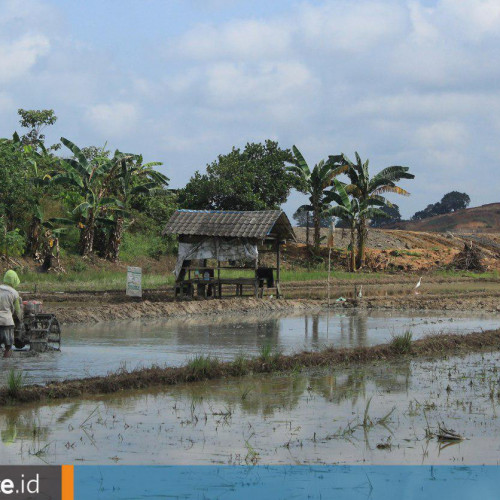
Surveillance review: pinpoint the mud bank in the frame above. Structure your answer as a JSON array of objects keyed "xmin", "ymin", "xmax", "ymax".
[
  {"xmin": 2, "ymin": 327, "xmax": 500, "ymax": 406},
  {"xmin": 31, "ymin": 274, "xmax": 498, "ymax": 324},
  {"xmin": 51, "ymin": 298, "xmax": 322, "ymax": 324},
  {"xmin": 359, "ymin": 293, "xmax": 500, "ymax": 313}
]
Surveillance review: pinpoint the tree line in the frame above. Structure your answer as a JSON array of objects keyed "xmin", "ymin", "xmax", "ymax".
[
  {"xmin": 178, "ymin": 142, "xmax": 415, "ymax": 271},
  {"xmin": 2, "ymin": 108, "xmax": 431, "ymax": 273},
  {"xmin": 0, "ymin": 109, "xmax": 173, "ymax": 268}
]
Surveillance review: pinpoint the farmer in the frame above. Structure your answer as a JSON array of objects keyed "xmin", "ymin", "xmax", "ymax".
[{"xmin": 0, "ymin": 270, "xmax": 23, "ymax": 358}]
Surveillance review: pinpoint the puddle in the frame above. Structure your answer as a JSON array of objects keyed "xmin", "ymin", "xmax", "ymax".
[
  {"xmin": 3, "ymin": 310, "xmax": 499, "ymax": 384},
  {"xmin": 2, "ymin": 351, "xmax": 500, "ymax": 465}
]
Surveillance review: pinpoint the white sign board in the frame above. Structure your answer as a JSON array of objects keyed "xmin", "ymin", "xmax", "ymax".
[{"xmin": 126, "ymin": 266, "xmax": 142, "ymax": 297}]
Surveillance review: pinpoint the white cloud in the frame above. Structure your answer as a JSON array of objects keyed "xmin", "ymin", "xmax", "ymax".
[
  {"xmin": 84, "ymin": 102, "xmax": 140, "ymax": 139},
  {"xmin": 0, "ymin": 34, "xmax": 50, "ymax": 83},
  {"xmin": 174, "ymin": 19, "xmax": 292, "ymax": 61},
  {"xmin": 1, "ymin": 0, "xmax": 500, "ymax": 217}
]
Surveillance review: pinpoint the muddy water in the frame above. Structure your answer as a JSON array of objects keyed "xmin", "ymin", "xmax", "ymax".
[
  {"xmin": 2, "ymin": 351, "xmax": 500, "ymax": 465},
  {"xmin": 4, "ymin": 310, "xmax": 500, "ymax": 384}
]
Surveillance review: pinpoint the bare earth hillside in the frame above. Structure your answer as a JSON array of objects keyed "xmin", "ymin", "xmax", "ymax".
[
  {"xmin": 292, "ymin": 226, "xmax": 500, "ymax": 272},
  {"xmin": 393, "ymin": 203, "xmax": 500, "ymax": 233}
]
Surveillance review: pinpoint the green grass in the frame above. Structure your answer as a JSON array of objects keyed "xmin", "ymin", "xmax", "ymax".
[
  {"xmin": 232, "ymin": 353, "xmax": 249, "ymax": 376},
  {"xmin": 18, "ymin": 269, "xmax": 174, "ymax": 293},
  {"xmin": 14, "ymin": 263, "xmax": 499, "ymax": 294},
  {"xmin": 434, "ymin": 269, "xmax": 500, "ymax": 280},
  {"xmin": 6, "ymin": 369, "xmax": 26, "ymax": 397},
  {"xmin": 186, "ymin": 354, "xmax": 221, "ymax": 378},
  {"xmin": 391, "ymin": 331, "xmax": 413, "ymax": 354}
]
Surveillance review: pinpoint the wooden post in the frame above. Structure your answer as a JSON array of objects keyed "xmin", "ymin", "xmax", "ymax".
[
  {"xmin": 276, "ymin": 240, "xmax": 281, "ymax": 299},
  {"xmin": 217, "ymin": 259, "xmax": 221, "ymax": 299},
  {"xmin": 254, "ymin": 254, "xmax": 259, "ymax": 298}
]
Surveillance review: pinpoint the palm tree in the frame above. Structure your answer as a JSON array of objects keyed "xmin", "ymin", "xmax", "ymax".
[
  {"xmin": 337, "ymin": 152, "xmax": 414, "ymax": 268},
  {"xmin": 288, "ymin": 146, "xmax": 344, "ymax": 250},
  {"xmin": 105, "ymin": 152, "xmax": 168, "ymax": 261},
  {"xmin": 328, "ymin": 179, "xmax": 387, "ymax": 271},
  {"xmin": 51, "ymin": 138, "xmax": 123, "ymax": 256}
]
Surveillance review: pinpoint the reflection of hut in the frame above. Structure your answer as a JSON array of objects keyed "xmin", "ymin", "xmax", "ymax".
[{"xmin": 163, "ymin": 210, "xmax": 295, "ymax": 299}]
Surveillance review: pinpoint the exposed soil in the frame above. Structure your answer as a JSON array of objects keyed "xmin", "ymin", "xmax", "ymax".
[
  {"xmin": 2, "ymin": 327, "xmax": 500, "ymax": 407},
  {"xmin": 47, "ymin": 297, "xmax": 321, "ymax": 324},
  {"xmin": 290, "ymin": 228, "xmax": 500, "ymax": 272},
  {"xmin": 392, "ymin": 202, "xmax": 500, "ymax": 233}
]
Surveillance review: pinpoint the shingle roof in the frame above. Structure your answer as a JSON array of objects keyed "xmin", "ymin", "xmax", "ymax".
[{"xmin": 163, "ymin": 210, "xmax": 295, "ymax": 240}]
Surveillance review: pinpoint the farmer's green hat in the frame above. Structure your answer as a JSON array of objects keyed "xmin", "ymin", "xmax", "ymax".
[{"xmin": 3, "ymin": 270, "xmax": 20, "ymax": 288}]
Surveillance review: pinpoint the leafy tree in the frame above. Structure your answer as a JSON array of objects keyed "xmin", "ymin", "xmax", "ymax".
[
  {"xmin": 441, "ymin": 191, "xmax": 470, "ymax": 212},
  {"xmin": 338, "ymin": 152, "xmax": 414, "ymax": 267},
  {"xmin": 179, "ymin": 141, "xmax": 297, "ymax": 211},
  {"xmin": 412, "ymin": 191, "xmax": 470, "ymax": 220},
  {"xmin": 288, "ymin": 146, "xmax": 344, "ymax": 250},
  {"xmin": 17, "ymin": 109, "xmax": 60, "ymax": 151},
  {"xmin": 370, "ymin": 204, "xmax": 401, "ymax": 228},
  {"xmin": 293, "ymin": 207, "xmax": 334, "ymax": 228},
  {"xmin": 0, "ymin": 138, "xmax": 32, "ymax": 231}
]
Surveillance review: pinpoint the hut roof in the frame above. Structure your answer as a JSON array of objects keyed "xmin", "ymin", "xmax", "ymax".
[{"xmin": 163, "ymin": 210, "xmax": 295, "ymax": 240}]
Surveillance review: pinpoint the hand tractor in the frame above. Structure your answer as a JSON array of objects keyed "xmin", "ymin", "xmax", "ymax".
[{"xmin": 14, "ymin": 300, "xmax": 62, "ymax": 352}]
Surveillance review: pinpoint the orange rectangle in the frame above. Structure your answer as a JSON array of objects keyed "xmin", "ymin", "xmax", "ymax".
[{"xmin": 61, "ymin": 465, "xmax": 74, "ymax": 500}]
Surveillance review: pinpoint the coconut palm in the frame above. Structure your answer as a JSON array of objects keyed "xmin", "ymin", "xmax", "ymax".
[
  {"xmin": 337, "ymin": 152, "xmax": 414, "ymax": 267},
  {"xmin": 327, "ymin": 179, "xmax": 387, "ymax": 271},
  {"xmin": 51, "ymin": 137, "xmax": 124, "ymax": 256},
  {"xmin": 288, "ymin": 146, "xmax": 344, "ymax": 250}
]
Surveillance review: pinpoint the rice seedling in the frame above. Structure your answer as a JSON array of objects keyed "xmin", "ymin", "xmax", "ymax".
[
  {"xmin": 232, "ymin": 353, "xmax": 249, "ymax": 376},
  {"xmin": 259, "ymin": 342, "xmax": 273, "ymax": 362},
  {"xmin": 391, "ymin": 331, "xmax": 413, "ymax": 354},
  {"xmin": 6, "ymin": 369, "xmax": 26, "ymax": 397},
  {"xmin": 186, "ymin": 354, "xmax": 221, "ymax": 378}
]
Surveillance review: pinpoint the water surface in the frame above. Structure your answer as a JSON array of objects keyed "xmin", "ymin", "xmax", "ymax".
[
  {"xmin": 2, "ymin": 351, "xmax": 500, "ymax": 465},
  {"xmin": 4, "ymin": 309, "xmax": 499, "ymax": 384}
]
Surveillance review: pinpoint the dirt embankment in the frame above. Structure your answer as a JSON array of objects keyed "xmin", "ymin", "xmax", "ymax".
[
  {"xmin": 3, "ymin": 328, "xmax": 500, "ymax": 406},
  {"xmin": 48, "ymin": 297, "xmax": 322, "ymax": 324},
  {"xmin": 27, "ymin": 273, "xmax": 498, "ymax": 323}
]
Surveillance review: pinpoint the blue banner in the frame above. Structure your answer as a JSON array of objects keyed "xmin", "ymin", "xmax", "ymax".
[{"xmin": 74, "ymin": 465, "xmax": 500, "ymax": 500}]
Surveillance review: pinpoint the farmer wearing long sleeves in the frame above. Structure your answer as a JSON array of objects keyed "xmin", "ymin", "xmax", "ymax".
[{"xmin": 0, "ymin": 270, "xmax": 23, "ymax": 358}]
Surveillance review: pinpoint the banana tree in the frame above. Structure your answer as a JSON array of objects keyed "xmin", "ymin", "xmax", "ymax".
[
  {"xmin": 105, "ymin": 152, "xmax": 168, "ymax": 261},
  {"xmin": 339, "ymin": 152, "xmax": 414, "ymax": 267},
  {"xmin": 288, "ymin": 146, "xmax": 344, "ymax": 250},
  {"xmin": 51, "ymin": 138, "xmax": 123, "ymax": 256},
  {"xmin": 327, "ymin": 179, "xmax": 387, "ymax": 272}
]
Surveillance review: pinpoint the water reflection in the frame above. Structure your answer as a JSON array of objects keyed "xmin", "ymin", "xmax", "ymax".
[
  {"xmin": 4, "ymin": 353, "xmax": 500, "ymax": 465},
  {"xmin": 5, "ymin": 309, "xmax": 499, "ymax": 384}
]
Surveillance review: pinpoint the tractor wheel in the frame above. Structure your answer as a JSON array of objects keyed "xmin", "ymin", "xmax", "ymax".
[{"xmin": 14, "ymin": 338, "xmax": 27, "ymax": 350}]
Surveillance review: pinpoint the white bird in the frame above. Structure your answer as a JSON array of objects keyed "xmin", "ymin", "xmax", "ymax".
[
  {"xmin": 414, "ymin": 277, "xmax": 422, "ymax": 294},
  {"xmin": 358, "ymin": 285, "xmax": 363, "ymax": 298}
]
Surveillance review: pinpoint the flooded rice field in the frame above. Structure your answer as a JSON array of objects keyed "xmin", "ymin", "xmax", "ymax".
[
  {"xmin": 4, "ymin": 309, "xmax": 500, "ymax": 384},
  {"xmin": 2, "ymin": 351, "xmax": 500, "ymax": 465}
]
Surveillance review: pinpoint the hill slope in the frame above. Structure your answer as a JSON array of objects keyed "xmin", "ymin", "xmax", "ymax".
[{"xmin": 394, "ymin": 203, "xmax": 500, "ymax": 233}]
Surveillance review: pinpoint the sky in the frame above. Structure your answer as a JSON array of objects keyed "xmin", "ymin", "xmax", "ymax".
[{"xmin": 1, "ymin": 0, "xmax": 499, "ymax": 219}]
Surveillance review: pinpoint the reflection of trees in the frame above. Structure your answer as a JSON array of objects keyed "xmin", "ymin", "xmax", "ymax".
[
  {"xmin": 0, "ymin": 402, "xmax": 84, "ymax": 447},
  {"xmin": 167, "ymin": 375, "xmax": 308, "ymax": 418},
  {"xmin": 0, "ymin": 408, "xmax": 50, "ymax": 445},
  {"xmin": 308, "ymin": 361, "xmax": 411, "ymax": 405},
  {"xmin": 338, "ymin": 313, "xmax": 368, "ymax": 347}
]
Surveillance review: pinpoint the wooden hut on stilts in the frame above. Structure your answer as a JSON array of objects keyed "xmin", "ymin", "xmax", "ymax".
[{"xmin": 163, "ymin": 210, "xmax": 295, "ymax": 300}]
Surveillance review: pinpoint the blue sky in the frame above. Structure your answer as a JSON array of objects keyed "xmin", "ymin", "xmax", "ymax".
[{"xmin": 1, "ymin": 0, "xmax": 499, "ymax": 218}]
